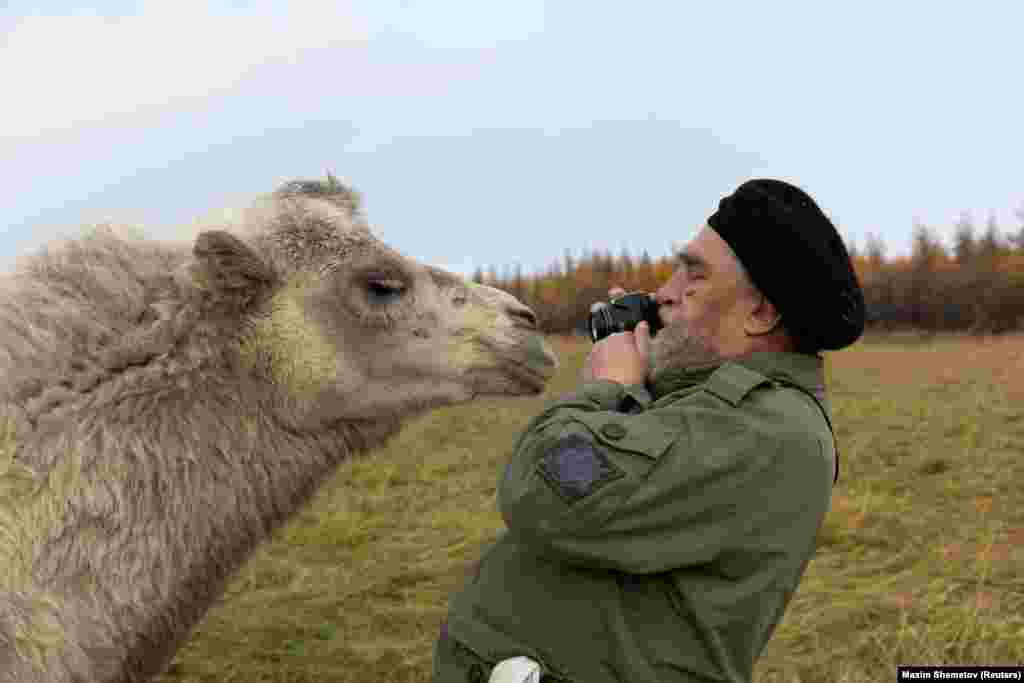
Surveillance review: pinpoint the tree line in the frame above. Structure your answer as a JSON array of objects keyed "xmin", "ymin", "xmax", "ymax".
[
  {"xmin": 74, "ymin": 175, "xmax": 1024, "ymax": 339},
  {"xmin": 472, "ymin": 213, "xmax": 1024, "ymax": 338}
]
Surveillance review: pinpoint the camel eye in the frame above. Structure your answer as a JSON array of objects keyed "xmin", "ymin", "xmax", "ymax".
[{"xmin": 367, "ymin": 278, "xmax": 405, "ymax": 304}]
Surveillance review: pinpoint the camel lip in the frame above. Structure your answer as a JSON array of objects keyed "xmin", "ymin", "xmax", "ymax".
[
  {"xmin": 477, "ymin": 336, "xmax": 556, "ymax": 375},
  {"xmin": 521, "ymin": 333, "xmax": 559, "ymax": 372},
  {"xmin": 467, "ymin": 359, "xmax": 548, "ymax": 396},
  {"xmin": 502, "ymin": 359, "xmax": 551, "ymax": 393}
]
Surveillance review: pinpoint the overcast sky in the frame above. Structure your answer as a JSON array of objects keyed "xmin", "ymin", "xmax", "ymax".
[{"xmin": 3, "ymin": 1, "xmax": 1022, "ymax": 279}]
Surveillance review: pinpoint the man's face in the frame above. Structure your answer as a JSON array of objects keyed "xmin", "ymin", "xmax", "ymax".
[{"xmin": 648, "ymin": 225, "xmax": 753, "ymax": 379}]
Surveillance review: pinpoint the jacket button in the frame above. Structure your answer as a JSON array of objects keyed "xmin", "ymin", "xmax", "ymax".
[
  {"xmin": 468, "ymin": 662, "xmax": 485, "ymax": 683},
  {"xmin": 600, "ymin": 423, "xmax": 627, "ymax": 440}
]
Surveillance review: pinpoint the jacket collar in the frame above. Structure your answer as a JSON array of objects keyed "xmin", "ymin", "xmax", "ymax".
[{"xmin": 649, "ymin": 351, "xmax": 828, "ymax": 405}]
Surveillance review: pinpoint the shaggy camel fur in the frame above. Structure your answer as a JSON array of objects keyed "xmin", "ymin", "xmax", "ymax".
[{"xmin": 0, "ymin": 183, "xmax": 558, "ymax": 682}]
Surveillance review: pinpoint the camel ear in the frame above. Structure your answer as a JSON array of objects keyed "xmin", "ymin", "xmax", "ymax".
[{"xmin": 192, "ymin": 231, "xmax": 277, "ymax": 311}]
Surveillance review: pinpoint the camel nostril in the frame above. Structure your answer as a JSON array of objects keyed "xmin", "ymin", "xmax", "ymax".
[{"xmin": 507, "ymin": 305, "xmax": 538, "ymax": 330}]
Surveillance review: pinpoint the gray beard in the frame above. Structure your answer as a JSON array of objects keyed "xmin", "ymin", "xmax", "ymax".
[{"xmin": 647, "ymin": 317, "xmax": 723, "ymax": 383}]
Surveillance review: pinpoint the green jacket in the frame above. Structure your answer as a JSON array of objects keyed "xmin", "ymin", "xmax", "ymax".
[{"xmin": 440, "ymin": 352, "xmax": 837, "ymax": 683}]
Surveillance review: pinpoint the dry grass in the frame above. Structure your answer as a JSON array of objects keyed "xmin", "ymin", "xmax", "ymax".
[{"xmin": 12, "ymin": 332, "xmax": 1024, "ymax": 681}]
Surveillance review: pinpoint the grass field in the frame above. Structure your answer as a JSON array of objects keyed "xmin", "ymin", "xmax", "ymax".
[{"xmin": 55, "ymin": 332, "xmax": 1024, "ymax": 680}]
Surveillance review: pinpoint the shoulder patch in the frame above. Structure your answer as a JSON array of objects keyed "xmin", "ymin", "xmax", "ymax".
[
  {"xmin": 537, "ymin": 433, "xmax": 625, "ymax": 504},
  {"xmin": 703, "ymin": 363, "xmax": 772, "ymax": 407}
]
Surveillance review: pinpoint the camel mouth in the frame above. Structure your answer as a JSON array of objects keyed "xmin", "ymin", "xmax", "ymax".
[
  {"xmin": 471, "ymin": 334, "xmax": 558, "ymax": 395},
  {"xmin": 502, "ymin": 360, "xmax": 552, "ymax": 393},
  {"xmin": 470, "ymin": 358, "xmax": 552, "ymax": 396},
  {"xmin": 508, "ymin": 335, "xmax": 558, "ymax": 392}
]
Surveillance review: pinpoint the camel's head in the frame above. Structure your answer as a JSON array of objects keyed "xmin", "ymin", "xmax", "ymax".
[{"xmin": 188, "ymin": 190, "xmax": 558, "ymax": 425}]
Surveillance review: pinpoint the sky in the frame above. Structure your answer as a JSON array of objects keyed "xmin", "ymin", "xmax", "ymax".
[{"xmin": 3, "ymin": 1, "xmax": 1022, "ymax": 280}]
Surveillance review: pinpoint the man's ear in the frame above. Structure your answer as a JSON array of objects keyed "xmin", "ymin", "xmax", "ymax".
[
  {"xmin": 744, "ymin": 291, "xmax": 783, "ymax": 337},
  {"xmin": 191, "ymin": 231, "xmax": 279, "ymax": 313}
]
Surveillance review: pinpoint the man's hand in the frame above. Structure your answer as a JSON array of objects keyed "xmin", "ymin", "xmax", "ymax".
[{"xmin": 580, "ymin": 287, "xmax": 651, "ymax": 386}]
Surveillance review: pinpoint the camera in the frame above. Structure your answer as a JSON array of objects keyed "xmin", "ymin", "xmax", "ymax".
[{"xmin": 588, "ymin": 291, "xmax": 663, "ymax": 343}]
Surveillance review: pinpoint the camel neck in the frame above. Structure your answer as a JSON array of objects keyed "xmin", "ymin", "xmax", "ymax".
[{"xmin": 6, "ymin": 387, "xmax": 399, "ymax": 682}]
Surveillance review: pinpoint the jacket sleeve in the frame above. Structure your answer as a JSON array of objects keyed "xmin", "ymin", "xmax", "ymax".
[{"xmin": 498, "ymin": 380, "xmax": 830, "ymax": 574}]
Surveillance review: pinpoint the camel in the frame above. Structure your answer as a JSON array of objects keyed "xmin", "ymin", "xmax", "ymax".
[{"xmin": 0, "ymin": 178, "xmax": 559, "ymax": 682}]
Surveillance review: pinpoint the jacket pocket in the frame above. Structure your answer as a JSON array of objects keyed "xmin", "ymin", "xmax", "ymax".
[{"xmin": 563, "ymin": 413, "xmax": 680, "ymax": 461}]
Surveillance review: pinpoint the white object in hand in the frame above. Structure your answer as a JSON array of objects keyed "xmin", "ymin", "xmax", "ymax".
[{"xmin": 489, "ymin": 655, "xmax": 543, "ymax": 683}]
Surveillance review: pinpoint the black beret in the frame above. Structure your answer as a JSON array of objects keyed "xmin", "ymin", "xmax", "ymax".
[{"xmin": 707, "ymin": 179, "xmax": 865, "ymax": 352}]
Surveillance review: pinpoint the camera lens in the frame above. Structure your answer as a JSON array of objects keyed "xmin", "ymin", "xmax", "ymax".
[{"xmin": 590, "ymin": 307, "xmax": 613, "ymax": 342}]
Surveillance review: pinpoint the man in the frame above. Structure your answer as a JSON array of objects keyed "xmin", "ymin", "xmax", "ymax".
[{"xmin": 433, "ymin": 179, "xmax": 865, "ymax": 683}]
